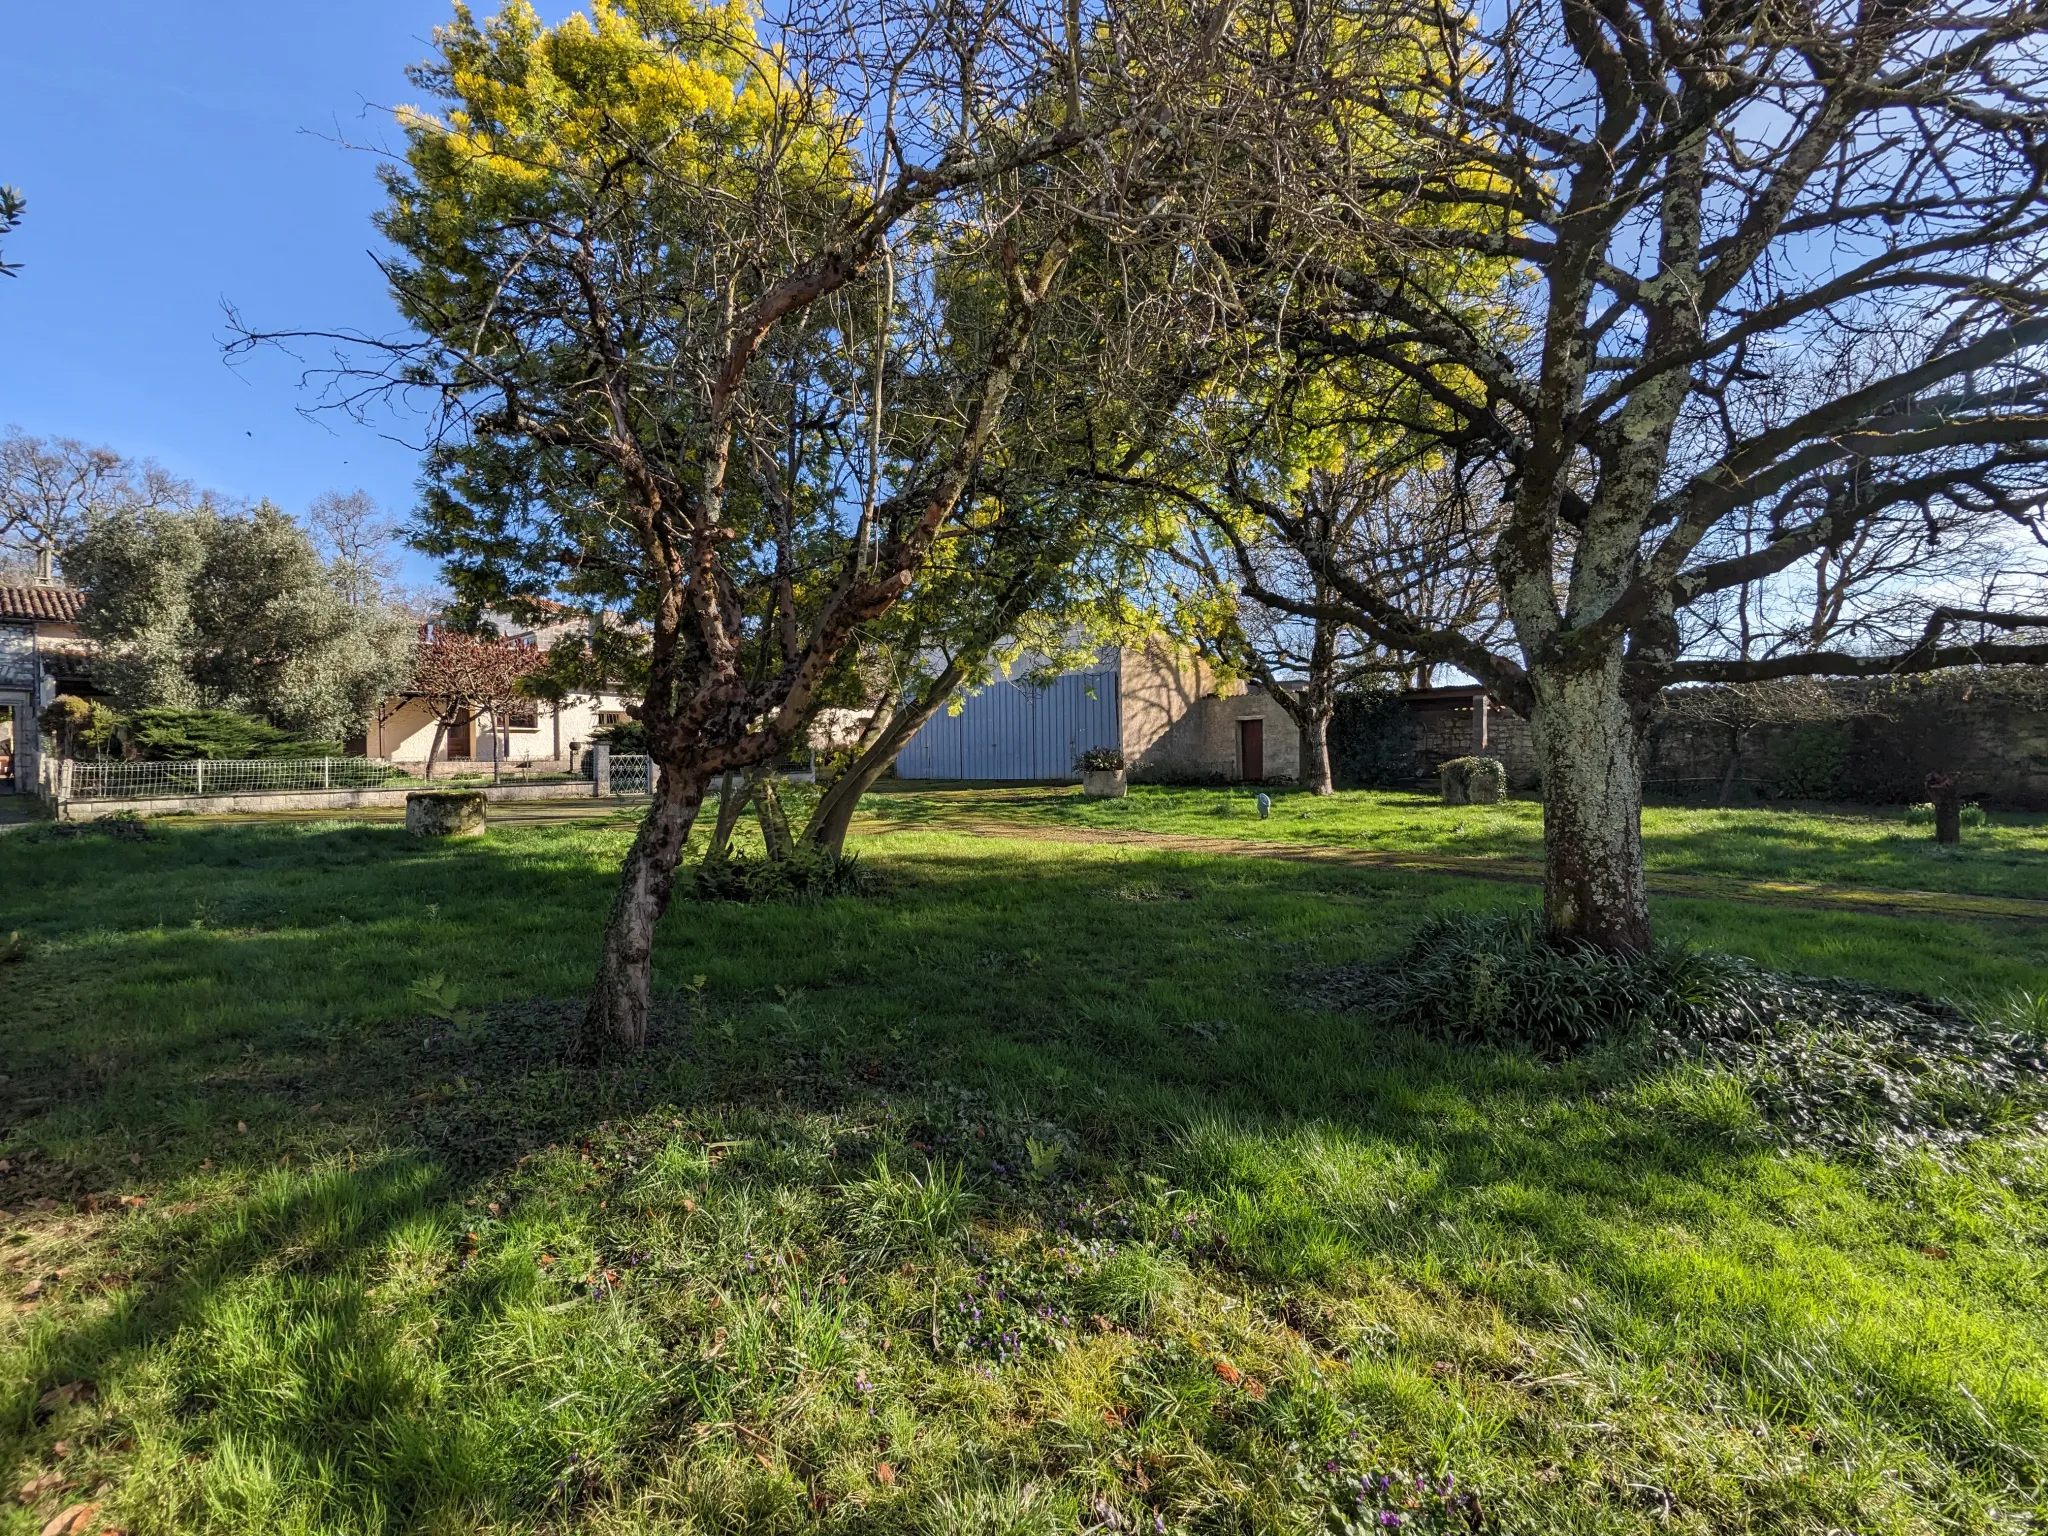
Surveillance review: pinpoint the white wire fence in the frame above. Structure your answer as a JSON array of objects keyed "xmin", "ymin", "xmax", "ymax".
[{"xmin": 67, "ymin": 757, "xmax": 417, "ymax": 800}]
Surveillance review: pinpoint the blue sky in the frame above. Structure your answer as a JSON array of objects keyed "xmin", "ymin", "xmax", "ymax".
[{"xmin": 1, "ymin": 2, "xmax": 573, "ymax": 585}]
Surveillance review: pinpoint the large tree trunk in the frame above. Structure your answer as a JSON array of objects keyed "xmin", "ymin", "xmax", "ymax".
[
  {"xmin": 1528, "ymin": 661, "xmax": 1651, "ymax": 951},
  {"xmin": 576, "ymin": 767, "xmax": 705, "ymax": 1057},
  {"xmin": 1302, "ymin": 706, "xmax": 1335, "ymax": 795}
]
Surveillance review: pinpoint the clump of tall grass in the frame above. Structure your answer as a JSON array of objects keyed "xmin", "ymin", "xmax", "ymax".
[{"xmin": 838, "ymin": 1152, "xmax": 975, "ymax": 1258}]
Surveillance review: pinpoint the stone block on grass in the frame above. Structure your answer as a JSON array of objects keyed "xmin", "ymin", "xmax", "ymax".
[{"xmin": 406, "ymin": 790, "xmax": 487, "ymax": 838}]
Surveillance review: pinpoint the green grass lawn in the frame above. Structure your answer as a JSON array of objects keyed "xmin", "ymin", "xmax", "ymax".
[
  {"xmin": 2, "ymin": 808, "xmax": 2046, "ymax": 1534},
  {"xmin": 863, "ymin": 782, "xmax": 2048, "ymax": 901}
]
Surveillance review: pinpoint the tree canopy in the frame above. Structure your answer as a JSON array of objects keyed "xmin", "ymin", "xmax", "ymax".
[{"xmin": 63, "ymin": 501, "xmax": 416, "ymax": 740}]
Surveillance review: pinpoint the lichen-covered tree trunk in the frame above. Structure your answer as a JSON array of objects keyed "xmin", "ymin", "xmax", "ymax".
[
  {"xmin": 1527, "ymin": 659, "xmax": 1650, "ymax": 951},
  {"xmin": 576, "ymin": 767, "xmax": 705, "ymax": 1056}
]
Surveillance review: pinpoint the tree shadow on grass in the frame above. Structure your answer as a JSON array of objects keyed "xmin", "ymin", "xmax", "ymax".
[{"xmin": 4, "ymin": 818, "xmax": 2033, "ymax": 1529}]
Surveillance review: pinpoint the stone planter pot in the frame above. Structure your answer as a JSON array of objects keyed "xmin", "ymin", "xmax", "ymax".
[
  {"xmin": 1081, "ymin": 768, "xmax": 1128, "ymax": 799},
  {"xmin": 407, "ymin": 790, "xmax": 487, "ymax": 838}
]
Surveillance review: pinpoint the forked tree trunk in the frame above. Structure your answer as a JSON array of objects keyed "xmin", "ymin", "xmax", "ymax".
[
  {"xmin": 704, "ymin": 770, "xmax": 751, "ymax": 862},
  {"xmin": 804, "ymin": 663, "xmax": 965, "ymax": 859},
  {"xmin": 753, "ymin": 772, "xmax": 795, "ymax": 861},
  {"xmin": 576, "ymin": 767, "xmax": 706, "ymax": 1057},
  {"xmin": 1528, "ymin": 661, "xmax": 1651, "ymax": 951}
]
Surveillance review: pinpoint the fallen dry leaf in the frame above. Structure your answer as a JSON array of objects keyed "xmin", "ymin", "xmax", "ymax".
[
  {"xmin": 38, "ymin": 1501, "xmax": 99, "ymax": 1536},
  {"xmin": 235, "ymin": 1122, "xmax": 246, "ymax": 1134},
  {"xmin": 119, "ymin": 1196, "xmax": 145, "ymax": 1211},
  {"xmin": 1212, "ymin": 1359, "xmax": 1241, "ymax": 1386},
  {"xmin": 753, "ymin": 1452, "xmax": 773, "ymax": 1471},
  {"xmin": 15, "ymin": 1470, "xmax": 68, "ymax": 1504},
  {"xmin": 875, "ymin": 1463, "xmax": 896, "ymax": 1487},
  {"xmin": 50, "ymin": 1442, "xmax": 72, "ymax": 1458},
  {"xmin": 34, "ymin": 1382, "xmax": 95, "ymax": 1416}
]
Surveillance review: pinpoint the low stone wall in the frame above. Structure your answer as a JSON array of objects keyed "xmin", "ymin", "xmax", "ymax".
[{"xmin": 58, "ymin": 778, "xmax": 629, "ymax": 822}]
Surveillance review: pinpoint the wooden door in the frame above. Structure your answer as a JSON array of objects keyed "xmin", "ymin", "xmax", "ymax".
[
  {"xmin": 447, "ymin": 711, "xmax": 473, "ymax": 759},
  {"xmin": 1238, "ymin": 717, "xmax": 1264, "ymax": 782}
]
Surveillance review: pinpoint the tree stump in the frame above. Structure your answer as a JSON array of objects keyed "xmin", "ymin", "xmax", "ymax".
[
  {"xmin": 406, "ymin": 790, "xmax": 487, "ymax": 838},
  {"xmin": 1924, "ymin": 772, "xmax": 1962, "ymax": 845}
]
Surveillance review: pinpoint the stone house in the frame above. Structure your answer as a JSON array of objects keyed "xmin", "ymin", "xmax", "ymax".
[{"xmin": 0, "ymin": 576, "xmax": 93, "ymax": 793}]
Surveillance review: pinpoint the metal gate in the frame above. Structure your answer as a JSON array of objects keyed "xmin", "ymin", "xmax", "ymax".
[
  {"xmin": 894, "ymin": 670, "xmax": 1119, "ymax": 780},
  {"xmin": 607, "ymin": 753, "xmax": 651, "ymax": 795}
]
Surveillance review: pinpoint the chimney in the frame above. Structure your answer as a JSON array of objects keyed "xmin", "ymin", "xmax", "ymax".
[{"xmin": 35, "ymin": 545, "xmax": 55, "ymax": 585}]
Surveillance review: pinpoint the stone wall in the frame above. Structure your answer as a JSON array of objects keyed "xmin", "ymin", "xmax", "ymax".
[
  {"xmin": 1645, "ymin": 672, "xmax": 2048, "ymax": 808},
  {"xmin": 1332, "ymin": 688, "xmax": 1539, "ymax": 790},
  {"xmin": 1327, "ymin": 670, "xmax": 2048, "ymax": 809}
]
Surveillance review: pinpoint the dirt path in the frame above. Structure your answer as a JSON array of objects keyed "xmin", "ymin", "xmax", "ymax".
[{"xmin": 862, "ymin": 815, "xmax": 2048, "ymax": 924}]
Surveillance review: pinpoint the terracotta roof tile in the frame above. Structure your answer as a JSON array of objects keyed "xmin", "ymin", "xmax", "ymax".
[{"xmin": 0, "ymin": 585, "xmax": 86, "ymax": 623}]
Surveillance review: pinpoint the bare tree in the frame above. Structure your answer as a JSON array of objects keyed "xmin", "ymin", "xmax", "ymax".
[
  {"xmin": 305, "ymin": 490, "xmax": 400, "ymax": 607},
  {"xmin": 409, "ymin": 626, "xmax": 540, "ymax": 782},
  {"xmin": 1145, "ymin": 0, "xmax": 2048, "ymax": 947},
  {"xmin": 1156, "ymin": 461, "xmax": 1507, "ymax": 792},
  {"xmin": 0, "ymin": 429, "xmax": 188, "ymax": 577}
]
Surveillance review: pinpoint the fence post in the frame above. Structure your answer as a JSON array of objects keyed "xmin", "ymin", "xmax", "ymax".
[
  {"xmin": 195, "ymin": 758, "xmax": 205, "ymax": 795},
  {"xmin": 57, "ymin": 758, "xmax": 73, "ymax": 807},
  {"xmin": 594, "ymin": 744, "xmax": 611, "ymax": 799},
  {"xmin": 322, "ymin": 757, "xmax": 332, "ymax": 790}
]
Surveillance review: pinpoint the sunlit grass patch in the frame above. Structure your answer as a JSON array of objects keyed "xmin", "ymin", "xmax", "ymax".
[{"xmin": 2, "ymin": 812, "xmax": 2045, "ymax": 1532}]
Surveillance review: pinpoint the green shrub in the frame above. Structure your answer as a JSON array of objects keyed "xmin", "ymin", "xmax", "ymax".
[
  {"xmin": 1076, "ymin": 745, "xmax": 1127, "ymax": 772},
  {"xmin": 120, "ymin": 707, "xmax": 339, "ymax": 760},
  {"xmin": 591, "ymin": 717, "xmax": 646, "ymax": 752},
  {"xmin": 1367, "ymin": 908, "xmax": 1733, "ymax": 1053},
  {"xmin": 38, "ymin": 694, "xmax": 115, "ymax": 758},
  {"xmin": 1437, "ymin": 755, "xmax": 1506, "ymax": 804},
  {"xmin": 1772, "ymin": 721, "xmax": 1850, "ymax": 798},
  {"xmin": 691, "ymin": 847, "xmax": 879, "ymax": 904}
]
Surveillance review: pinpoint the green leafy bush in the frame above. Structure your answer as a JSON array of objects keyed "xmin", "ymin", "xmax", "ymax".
[
  {"xmin": 119, "ymin": 707, "xmax": 340, "ymax": 760},
  {"xmin": 591, "ymin": 717, "xmax": 646, "ymax": 752},
  {"xmin": 1772, "ymin": 721, "xmax": 1850, "ymax": 798},
  {"xmin": 1076, "ymin": 745, "xmax": 1127, "ymax": 772},
  {"xmin": 38, "ymin": 695, "xmax": 115, "ymax": 758},
  {"xmin": 1437, "ymin": 755, "xmax": 1506, "ymax": 804},
  {"xmin": 691, "ymin": 847, "xmax": 879, "ymax": 903}
]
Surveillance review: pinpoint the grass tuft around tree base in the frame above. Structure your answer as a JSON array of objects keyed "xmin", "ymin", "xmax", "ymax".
[{"xmin": 1338, "ymin": 908, "xmax": 2048, "ymax": 1160}]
